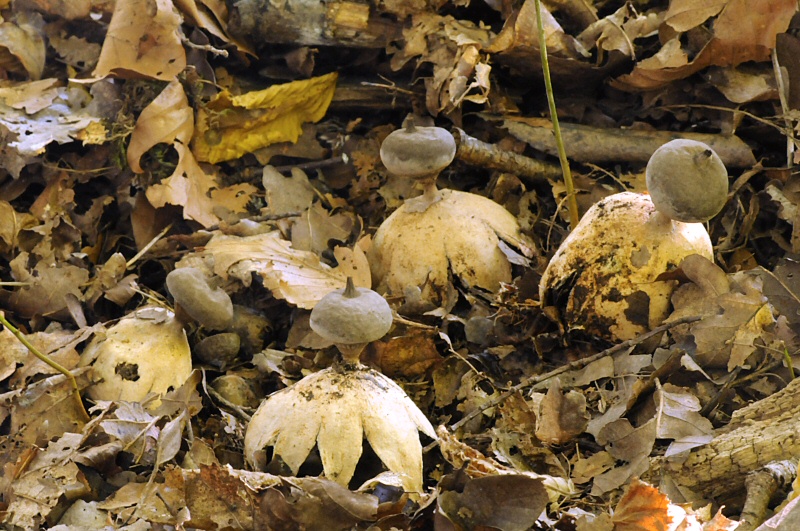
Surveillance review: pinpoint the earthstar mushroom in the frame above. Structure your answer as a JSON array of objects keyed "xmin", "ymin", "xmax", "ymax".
[
  {"xmin": 539, "ymin": 139, "xmax": 729, "ymax": 341},
  {"xmin": 309, "ymin": 277, "xmax": 393, "ymax": 362},
  {"xmin": 245, "ymin": 281, "xmax": 436, "ymax": 495},
  {"xmin": 166, "ymin": 267, "xmax": 233, "ymax": 330},
  {"xmin": 79, "ymin": 307, "xmax": 193, "ymax": 407},
  {"xmin": 380, "ymin": 117, "xmax": 456, "ymax": 210},
  {"xmin": 369, "ymin": 118, "xmax": 536, "ymax": 309}
]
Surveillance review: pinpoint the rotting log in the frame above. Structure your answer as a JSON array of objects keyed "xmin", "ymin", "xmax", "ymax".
[
  {"xmin": 227, "ymin": 0, "xmax": 402, "ymax": 49},
  {"xmin": 643, "ymin": 377, "xmax": 800, "ymax": 506}
]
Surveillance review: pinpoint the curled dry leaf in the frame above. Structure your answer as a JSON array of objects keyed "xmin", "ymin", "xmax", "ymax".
[
  {"xmin": 534, "ymin": 380, "xmax": 589, "ymax": 445},
  {"xmin": 262, "ymin": 165, "xmax": 316, "ymax": 216},
  {"xmin": 192, "ymin": 72, "xmax": 338, "ymax": 164},
  {"xmin": 244, "ymin": 364, "xmax": 436, "ymax": 494},
  {"xmin": 612, "ymin": 0, "xmax": 796, "ymax": 91},
  {"xmin": 668, "ymin": 254, "xmax": 776, "ymax": 371},
  {"xmin": 202, "ymin": 231, "xmax": 371, "ymax": 309},
  {"xmin": 8, "ymin": 253, "xmax": 89, "ymax": 320},
  {"xmin": 611, "ymin": 478, "xmax": 670, "ymax": 531},
  {"xmin": 436, "ymin": 426, "xmax": 576, "ymax": 505},
  {"xmin": 127, "ymin": 80, "xmax": 222, "ymax": 228},
  {"xmin": 438, "ymin": 474, "xmax": 549, "ymax": 531}
]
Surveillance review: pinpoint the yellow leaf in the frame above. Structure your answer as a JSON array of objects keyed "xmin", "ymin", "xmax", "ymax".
[{"xmin": 193, "ymin": 72, "xmax": 338, "ymax": 163}]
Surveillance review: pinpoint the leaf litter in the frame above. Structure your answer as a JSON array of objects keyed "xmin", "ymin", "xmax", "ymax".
[{"xmin": 1, "ymin": 0, "xmax": 800, "ymax": 529}]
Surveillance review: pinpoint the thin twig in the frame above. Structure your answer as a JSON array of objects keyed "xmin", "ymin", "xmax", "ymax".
[
  {"xmin": 424, "ymin": 315, "xmax": 701, "ymax": 452},
  {"xmin": 127, "ymin": 223, "xmax": 173, "ymax": 269},
  {"xmin": 772, "ymin": 50, "xmax": 795, "ymax": 167},
  {"xmin": 451, "ymin": 128, "xmax": 562, "ymax": 183}
]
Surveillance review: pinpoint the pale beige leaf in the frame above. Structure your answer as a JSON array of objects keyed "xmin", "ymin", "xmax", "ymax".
[
  {"xmin": 664, "ymin": 0, "xmax": 727, "ymax": 32},
  {"xmin": 127, "ymin": 80, "xmax": 193, "ymax": 173},
  {"xmin": 203, "ymin": 232, "xmax": 371, "ymax": 309},
  {"xmin": 93, "ymin": 0, "xmax": 186, "ymax": 80},
  {"xmin": 654, "ymin": 383, "xmax": 713, "ymax": 456}
]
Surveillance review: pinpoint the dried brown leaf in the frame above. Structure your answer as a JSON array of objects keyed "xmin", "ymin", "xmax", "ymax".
[
  {"xmin": 611, "ymin": 478, "xmax": 671, "ymax": 531},
  {"xmin": 364, "ymin": 329, "xmax": 443, "ymax": 378},
  {"xmin": 535, "ymin": 380, "xmax": 589, "ymax": 445},
  {"xmin": 614, "ymin": 0, "xmax": 796, "ymax": 91},
  {"xmin": 93, "ymin": 0, "xmax": 186, "ymax": 80},
  {"xmin": 663, "ymin": 0, "xmax": 727, "ymax": 32},
  {"xmin": 438, "ymin": 474, "xmax": 548, "ymax": 531},
  {"xmin": 8, "ymin": 255, "xmax": 88, "ymax": 319},
  {"xmin": 0, "ymin": 14, "xmax": 46, "ymax": 80}
]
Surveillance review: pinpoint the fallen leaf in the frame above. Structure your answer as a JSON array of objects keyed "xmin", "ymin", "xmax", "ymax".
[
  {"xmin": 3, "ymin": 435, "xmax": 92, "ymax": 529},
  {"xmin": 202, "ymin": 232, "xmax": 371, "ymax": 309},
  {"xmin": 0, "ymin": 369, "xmax": 90, "ymax": 447},
  {"xmin": 653, "ymin": 383, "xmax": 713, "ymax": 456},
  {"xmin": 535, "ymin": 380, "xmax": 589, "ymax": 445},
  {"xmin": 668, "ymin": 256, "xmax": 776, "ymax": 371},
  {"xmin": 438, "ymin": 474, "xmax": 548, "ymax": 531},
  {"xmin": 0, "ymin": 82, "xmax": 100, "ymax": 158},
  {"xmin": 291, "ymin": 202, "xmax": 356, "ymax": 255},
  {"xmin": 145, "ymin": 143, "xmax": 222, "ymax": 227},
  {"xmin": 8, "ymin": 254, "xmax": 89, "ymax": 319},
  {"xmin": 126, "ymin": 79, "xmax": 229, "ymax": 227},
  {"xmin": 577, "ymin": 4, "xmax": 661, "ymax": 59},
  {"xmin": 363, "ymin": 328, "xmax": 443, "ymax": 377},
  {"xmin": 0, "ymin": 14, "xmax": 46, "ymax": 80},
  {"xmin": 261, "ymin": 165, "xmax": 316, "ymax": 215},
  {"xmin": 20, "ymin": 0, "xmax": 91, "ymax": 19},
  {"xmin": 93, "ymin": 0, "xmax": 186, "ymax": 80},
  {"xmin": 613, "ymin": 0, "xmax": 796, "ymax": 91},
  {"xmin": 193, "ymin": 72, "xmax": 338, "ymax": 163},
  {"xmin": 127, "ymin": 80, "xmax": 193, "ymax": 173},
  {"xmin": 612, "ymin": 478, "xmax": 671, "ymax": 531},
  {"xmin": 663, "ymin": 0, "xmax": 727, "ymax": 32}
]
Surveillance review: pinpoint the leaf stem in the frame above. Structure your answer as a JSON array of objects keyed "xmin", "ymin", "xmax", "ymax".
[
  {"xmin": 534, "ymin": 0, "xmax": 580, "ymax": 229},
  {"xmin": 0, "ymin": 312, "xmax": 90, "ymax": 421}
]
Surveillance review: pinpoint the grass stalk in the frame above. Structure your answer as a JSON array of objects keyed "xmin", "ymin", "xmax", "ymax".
[
  {"xmin": 534, "ymin": 0, "xmax": 580, "ymax": 229},
  {"xmin": 0, "ymin": 312, "xmax": 90, "ymax": 421}
]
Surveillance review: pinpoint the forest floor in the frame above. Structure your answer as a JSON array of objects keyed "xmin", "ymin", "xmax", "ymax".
[{"xmin": 2, "ymin": 0, "xmax": 800, "ymax": 530}]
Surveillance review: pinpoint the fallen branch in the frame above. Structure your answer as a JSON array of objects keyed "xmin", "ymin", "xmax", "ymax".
[
  {"xmin": 644, "ymin": 376, "xmax": 800, "ymax": 506},
  {"xmin": 452, "ymin": 128, "xmax": 562, "ymax": 183},
  {"xmin": 503, "ymin": 118, "xmax": 756, "ymax": 168}
]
